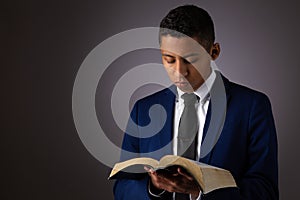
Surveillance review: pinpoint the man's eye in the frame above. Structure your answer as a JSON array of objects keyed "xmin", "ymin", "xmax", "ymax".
[{"xmin": 166, "ymin": 59, "xmax": 175, "ymax": 64}]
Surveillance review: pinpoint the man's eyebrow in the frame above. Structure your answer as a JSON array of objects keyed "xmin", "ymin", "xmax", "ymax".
[
  {"xmin": 162, "ymin": 53, "xmax": 199, "ymax": 58},
  {"xmin": 162, "ymin": 54, "xmax": 175, "ymax": 58},
  {"xmin": 182, "ymin": 53, "xmax": 199, "ymax": 58}
]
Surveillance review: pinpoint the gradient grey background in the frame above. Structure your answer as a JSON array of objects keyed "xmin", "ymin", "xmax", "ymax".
[{"xmin": 3, "ymin": 0, "xmax": 300, "ymax": 199}]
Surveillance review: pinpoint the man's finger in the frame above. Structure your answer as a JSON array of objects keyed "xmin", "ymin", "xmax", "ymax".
[
  {"xmin": 144, "ymin": 166, "xmax": 151, "ymax": 172},
  {"xmin": 144, "ymin": 166, "xmax": 155, "ymax": 173},
  {"xmin": 177, "ymin": 167, "xmax": 194, "ymax": 181}
]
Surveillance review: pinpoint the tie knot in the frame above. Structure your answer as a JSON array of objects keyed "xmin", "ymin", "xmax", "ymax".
[{"xmin": 181, "ymin": 93, "xmax": 198, "ymax": 105}]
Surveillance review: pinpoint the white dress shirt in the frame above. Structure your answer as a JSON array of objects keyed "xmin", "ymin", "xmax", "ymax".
[{"xmin": 172, "ymin": 70, "xmax": 216, "ymax": 200}]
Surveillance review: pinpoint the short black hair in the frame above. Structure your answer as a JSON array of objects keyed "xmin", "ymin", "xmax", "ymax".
[{"xmin": 159, "ymin": 5, "xmax": 215, "ymax": 52}]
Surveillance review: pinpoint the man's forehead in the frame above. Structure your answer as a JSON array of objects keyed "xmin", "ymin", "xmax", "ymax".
[{"xmin": 160, "ymin": 35, "xmax": 209, "ymax": 58}]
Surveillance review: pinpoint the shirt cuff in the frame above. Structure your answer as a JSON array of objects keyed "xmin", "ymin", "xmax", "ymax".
[
  {"xmin": 148, "ymin": 179, "xmax": 166, "ymax": 197},
  {"xmin": 190, "ymin": 188, "xmax": 202, "ymax": 200}
]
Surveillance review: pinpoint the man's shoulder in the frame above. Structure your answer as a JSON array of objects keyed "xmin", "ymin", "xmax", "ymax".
[{"xmin": 222, "ymin": 74, "xmax": 270, "ymax": 103}]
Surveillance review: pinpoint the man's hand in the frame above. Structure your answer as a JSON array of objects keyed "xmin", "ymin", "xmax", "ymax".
[{"xmin": 144, "ymin": 166, "xmax": 200, "ymax": 198}]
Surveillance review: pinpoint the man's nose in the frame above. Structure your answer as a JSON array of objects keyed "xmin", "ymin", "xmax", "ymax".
[{"xmin": 174, "ymin": 59, "xmax": 188, "ymax": 77}]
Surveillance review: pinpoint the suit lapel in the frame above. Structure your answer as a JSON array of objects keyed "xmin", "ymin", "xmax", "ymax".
[
  {"xmin": 200, "ymin": 71, "xmax": 232, "ymax": 164},
  {"xmin": 155, "ymin": 86, "xmax": 177, "ymax": 157}
]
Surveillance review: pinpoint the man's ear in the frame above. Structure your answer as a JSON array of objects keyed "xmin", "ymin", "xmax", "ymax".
[{"xmin": 210, "ymin": 43, "xmax": 220, "ymax": 60}]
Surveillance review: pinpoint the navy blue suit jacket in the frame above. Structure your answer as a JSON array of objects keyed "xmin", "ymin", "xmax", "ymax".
[{"xmin": 114, "ymin": 72, "xmax": 278, "ymax": 200}]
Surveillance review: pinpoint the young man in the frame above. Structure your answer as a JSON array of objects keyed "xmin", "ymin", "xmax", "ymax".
[{"xmin": 114, "ymin": 5, "xmax": 278, "ymax": 200}]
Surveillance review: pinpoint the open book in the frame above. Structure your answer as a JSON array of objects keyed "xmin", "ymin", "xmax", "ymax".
[{"xmin": 108, "ymin": 155, "xmax": 237, "ymax": 194}]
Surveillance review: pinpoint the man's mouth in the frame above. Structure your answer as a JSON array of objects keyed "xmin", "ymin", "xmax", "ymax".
[{"xmin": 175, "ymin": 81, "xmax": 189, "ymax": 87}]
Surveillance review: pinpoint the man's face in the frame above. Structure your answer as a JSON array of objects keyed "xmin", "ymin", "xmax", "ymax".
[{"xmin": 160, "ymin": 35, "xmax": 212, "ymax": 93}]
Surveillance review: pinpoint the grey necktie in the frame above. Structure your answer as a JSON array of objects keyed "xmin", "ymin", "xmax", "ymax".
[
  {"xmin": 177, "ymin": 93, "xmax": 198, "ymax": 159},
  {"xmin": 176, "ymin": 93, "xmax": 198, "ymax": 200}
]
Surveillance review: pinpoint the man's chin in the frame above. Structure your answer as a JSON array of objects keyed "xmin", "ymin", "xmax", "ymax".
[{"xmin": 176, "ymin": 85, "xmax": 194, "ymax": 93}]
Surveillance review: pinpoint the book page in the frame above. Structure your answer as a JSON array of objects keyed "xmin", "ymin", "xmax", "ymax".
[
  {"xmin": 201, "ymin": 167, "xmax": 237, "ymax": 194},
  {"xmin": 109, "ymin": 157, "xmax": 159, "ymax": 178},
  {"xmin": 109, "ymin": 155, "xmax": 237, "ymax": 194}
]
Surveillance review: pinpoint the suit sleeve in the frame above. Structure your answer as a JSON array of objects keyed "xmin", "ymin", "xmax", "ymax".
[{"xmin": 113, "ymin": 102, "xmax": 150, "ymax": 200}]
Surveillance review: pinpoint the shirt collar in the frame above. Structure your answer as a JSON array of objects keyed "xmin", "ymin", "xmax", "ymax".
[{"xmin": 177, "ymin": 69, "xmax": 216, "ymax": 104}]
